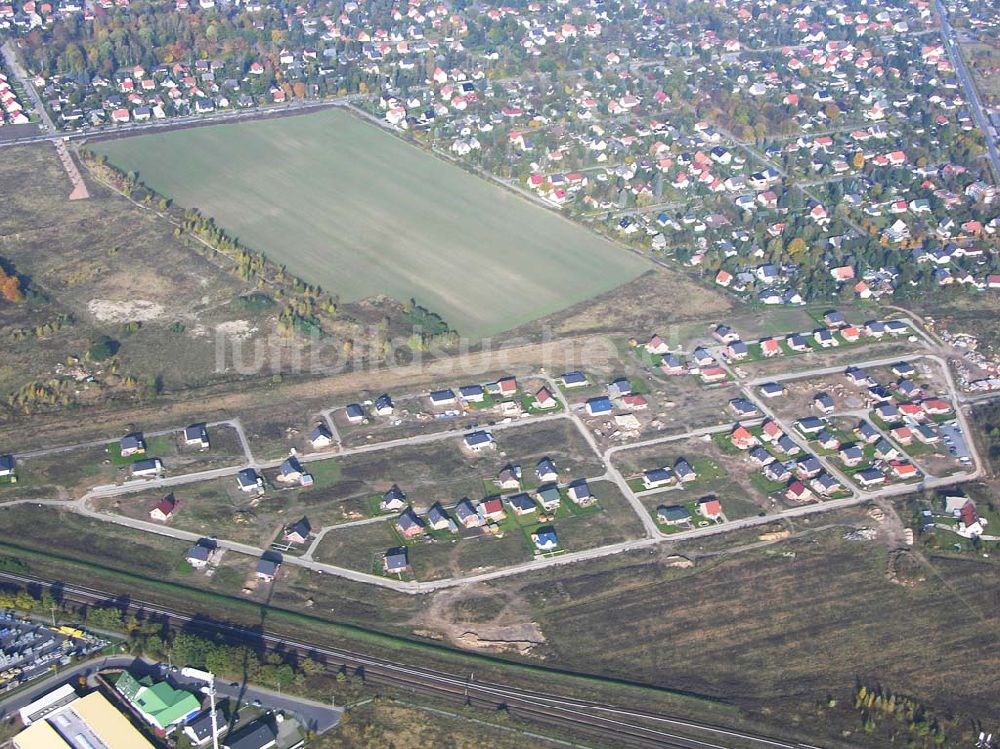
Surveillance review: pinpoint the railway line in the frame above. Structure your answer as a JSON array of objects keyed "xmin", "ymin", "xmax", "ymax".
[{"xmin": 0, "ymin": 570, "xmax": 823, "ymax": 749}]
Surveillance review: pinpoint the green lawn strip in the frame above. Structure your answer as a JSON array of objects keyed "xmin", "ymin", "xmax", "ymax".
[{"xmin": 305, "ymin": 457, "xmax": 342, "ymax": 487}]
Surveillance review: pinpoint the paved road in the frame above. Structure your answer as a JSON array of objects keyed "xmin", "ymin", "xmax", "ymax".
[{"xmin": 934, "ymin": 0, "xmax": 1000, "ymax": 183}]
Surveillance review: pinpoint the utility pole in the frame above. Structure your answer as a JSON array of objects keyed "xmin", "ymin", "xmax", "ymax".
[
  {"xmin": 181, "ymin": 667, "xmax": 220, "ymax": 749},
  {"xmin": 207, "ymin": 672, "xmax": 220, "ymax": 749}
]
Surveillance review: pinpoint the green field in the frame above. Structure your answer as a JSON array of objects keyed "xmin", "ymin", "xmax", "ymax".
[{"xmin": 94, "ymin": 109, "xmax": 648, "ymax": 339}]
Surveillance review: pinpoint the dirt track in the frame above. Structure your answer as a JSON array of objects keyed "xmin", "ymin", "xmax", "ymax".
[{"xmin": 0, "ymin": 334, "xmax": 619, "ymax": 450}]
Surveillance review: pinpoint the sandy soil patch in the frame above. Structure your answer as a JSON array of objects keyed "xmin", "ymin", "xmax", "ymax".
[
  {"xmin": 215, "ymin": 320, "xmax": 258, "ymax": 340},
  {"xmin": 87, "ymin": 298, "xmax": 165, "ymax": 323}
]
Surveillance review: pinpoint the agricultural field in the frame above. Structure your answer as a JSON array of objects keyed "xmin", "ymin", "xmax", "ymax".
[{"xmin": 92, "ymin": 109, "xmax": 649, "ymax": 340}]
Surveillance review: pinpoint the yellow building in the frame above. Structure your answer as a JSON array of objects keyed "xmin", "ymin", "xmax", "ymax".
[{"xmin": 14, "ymin": 691, "xmax": 157, "ymax": 749}]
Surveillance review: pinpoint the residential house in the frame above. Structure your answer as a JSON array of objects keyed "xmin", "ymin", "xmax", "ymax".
[
  {"xmin": 567, "ymin": 479, "xmax": 593, "ymax": 505},
  {"xmin": 701, "ymin": 366, "xmax": 728, "ymax": 383},
  {"xmin": 730, "ymin": 425, "xmax": 759, "ymax": 450},
  {"xmin": 532, "ymin": 527, "xmax": 559, "ymax": 552},
  {"xmin": 890, "ymin": 426, "xmax": 913, "ymax": 445},
  {"xmin": 760, "ymin": 382, "xmax": 787, "ymax": 398},
  {"xmin": 534, "ymin": 387, "xmax": 557, "ymax": 410},
  {"xmin": 839, "ymin": 444, "xmax": 864, "ymax": 466},
  {"xmin": 660, "ymin": 353, "xmax": 685, "ymax": 375},
  {"xmin": 454, "ymin": 499, "xmax": 481, "ymax": 528},
  {"xmin": 491, "ymin": 376, "xmax": 518, "ymax": 398},
  {"xmin": 256, "ymin": 557, "xmax": 281, "ymax": 582},
  {"xmin": 776, "ymin": 434, "xmax": 801, "ymax": 456},
  {"xmin": 795, "ymin": 416, "xmax": 826, "ymax": 436},
  {"xmin": 374, "ymin": 394, "xmax": 394, "ymax": 416},
  {"xmin": 763, "ymin": 461, "xmax": 792, "ymax": 483},
  {"xmin": 184, "ymin": 543, "xmax": 213, "ymax": 570},
  {"xmin": 642, "ymin": 467, "xmax": 674, "ymax": 489},
  {"xmin": 459, "ymin": 384, "xmax": 485, "ymax": 403},
  {"xmin": 874, "ymin": 403, "xmax": 900, "ymax": 422},
  {"xmin": 131, "ymin": 458, "xmax": 163, "ymax": 478},
  {"xmin": 697, "ymin": 496, "xmax": 723, "ymax": 520},
  {"xmin": 236, "ymin": 468, "xmax": 263, "ymax": 493},
  {"xmin": 815, "ymin": 430, "xmax": 840, "ymax": 451},
  {"xmin": 560, "ymin": 371, "xmax": 588, "ymax": 388},
  {"xmin": 856, "ymin": 468, "xmax": 886, "ymax": 487},
  {"xmin": 478, "ymin": 498, "xmax": 507, "ymax": 523},
  {"xmin": 536, "ymin": 485, "xmax": 562, "ymax": 511},
  {"xmin": 384, "ymin": 547, "xmax": 410, "ymax": 574},
  {"xmin": 380, "ymin": 484, "xmax": 407, "ymax": 512},
  {"xmin": 620, "ymin": 392, "xmax": 647, "ymax": 410},
  {"xmin": 309, "ymin": 423, "xmax": 335, "ymax": 449},
  {"xmin": 749, "ymin": 447, "xmax": 775, "ymax": 466},
  {"xmin": 693, "ymin": 347, "xmax": 715, "ymax": 366},
  {"xmin": 183, "ymin": 423, "xmax": 210, "ymax": 449},
  {"xmin": 890, "ymin": 460, "xmax": 918, "ymax": 480},
  {"xmin": 726, "ymin": 340, "xmax": 749, "ymax": 360},
  {"xmin": 498, "ymin": 464, "xmax": 522, "ymax": 491},
  {"xmin": 813, "ymin": 393, "xmax": 835, "ymax": 414},
  {"xmin": 713, "ymin": 324, "xmax": 740, "ymax": 343},
  {"xmin": 921, "ymin": 398, "xmax": 951, "ymax": 416},
  {"xmin": 426, "ymin": 503, "xmax": 454, "ymax": 532},
  {"xmin": 463, "ymin": 430, "xmax": 495, "ymax": 452},
  {"xmin": 396, "ymin": 507, "xmax": 424, "ymax": 538},
  {"xmin": 283, "ymin": 517, "xmax": 311, "ymax": 545},
  {"xmin": 608, "ymin": 378, "xmax": 632, "ymax": 398},
  {"xmin": 536, "ymin": 458, "xmax": 558, "ymax": 483},
  {"xmin": 221, "ymin": 718, "xmax": 278, "ymax": 749},
  {"xmin": 657, "ymin": 504, "xmax": 692, "ymax": 526},
  {"xmin": 120, "ymin": 433, "xmax": 147, "ymax": 457},
  {"xmin": 507, "ymin": 493, "xmax": 538, "ymax": 516},
  {"xmin": 796, "ymin": 455, "xmax": 823, "ymax": 479},
  {"xmin": 786, "ymin": 480, "xmax": 813, "ymax": 502},
  {"xmin": 586, "ymin": 396, "xmax": 613, "ymax": 416},
  {"xmin": 149, "ymin": 495, "xmax": 176, "ymax": 522},
  {"xmin": 429, "ymin": 389, "xmax": 457, "ymax": 407},
  {"xmin": 674, "ymin": 459, "xmax": 697, "ymax": 483},
  {"xmin": 856, "ymin": 420, "xmax": 881, "ymax": 443},
  {"xmin": 787, "ymin": 334, "xmax": 810, "ymax": 353},
  {"xmin": 277, "ymin": 455, "xmax": 305, "ymax": 484},
  {"xmin": 811, "ymin": 473, "xmax": 842, "ymax": 496},
  {"xmin": 343, "ymin": 404, "xmax": 365, "ymax": 425},
  {"xmin": 760, "ymin": 338, "xmax": 782, "ymax": 358},
  {"xmin": 644, "ymin": 334, "xmax": 670, "ymax": 355},
  {"xmin": 0, "ymin": 455, "xmax": 15, "ymax": 480}
]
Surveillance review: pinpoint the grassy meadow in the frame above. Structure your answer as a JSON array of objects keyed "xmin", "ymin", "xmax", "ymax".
[{"xmin": 93, "ymin": 109, "xmax": 648, "ymax": 339}]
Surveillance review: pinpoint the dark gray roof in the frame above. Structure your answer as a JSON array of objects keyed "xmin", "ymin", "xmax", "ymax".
[{"xmin": 223, "ymin": 719, "xmax": 277, "ymax": 749}]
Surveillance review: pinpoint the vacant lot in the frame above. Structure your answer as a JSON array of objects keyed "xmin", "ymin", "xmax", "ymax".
[
  {"xmin": 0, "ymin": 145, "xmax": 264, "ymax": 400},
  {"xmin": 498, "ymin": 528, "xmax": 1000, "ymax": 736},
  {"xmin": 93, "ymin": 109, "xmax": 648, "ymax": 339}
]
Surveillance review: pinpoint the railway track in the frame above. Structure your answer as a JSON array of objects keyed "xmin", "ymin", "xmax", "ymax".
[{"xmin": 0, "ymin": 571, "xmax": 819, "ymax": 749}]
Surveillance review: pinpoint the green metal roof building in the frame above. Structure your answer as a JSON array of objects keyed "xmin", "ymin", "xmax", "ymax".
[{"xmin": 114, "ymin": 672, "xmax": 202, "ymax": 732}]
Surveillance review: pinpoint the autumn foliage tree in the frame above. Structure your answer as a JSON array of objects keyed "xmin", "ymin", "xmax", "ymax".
[{"xmin": 0, "ymin": 266, "xmax": 24, "ymax": 302}]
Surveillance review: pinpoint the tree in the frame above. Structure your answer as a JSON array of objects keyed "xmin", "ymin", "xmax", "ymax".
[{"xmin": 88, "ymin": 335, "xmax": 120, "ymax": 361}]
